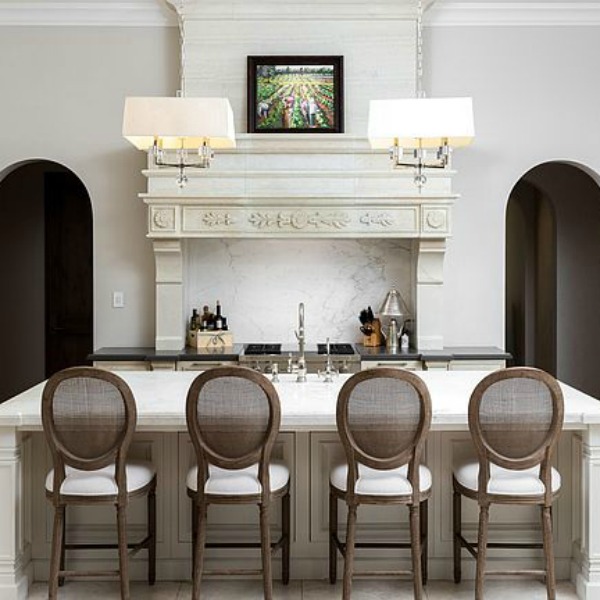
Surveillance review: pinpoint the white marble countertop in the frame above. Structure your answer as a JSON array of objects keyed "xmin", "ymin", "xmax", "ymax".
[{"xmin": 1, "ymin": 371, "xmax": 600, "ymax": 432}]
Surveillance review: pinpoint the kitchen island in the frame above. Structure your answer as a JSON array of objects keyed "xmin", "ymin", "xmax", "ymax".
[{"xmin": 1, "ymin": 371, "xmax": 600, "ymax": 599}]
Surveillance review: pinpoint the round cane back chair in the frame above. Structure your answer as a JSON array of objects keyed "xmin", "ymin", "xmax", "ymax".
[
  {"xmin": 453, "ymin": 367, "xmax": 564, "ymax": 600},
  {"xmin": 42, "ymin": 366, "xmax": 156, "ymax": 600},
  {"xmin": 185, "ymin": 366, "xmax": 290, "ymax": 600},
  {"xmin": 330, "ymin": 368, "xmax": 432, "ymax": 600}
]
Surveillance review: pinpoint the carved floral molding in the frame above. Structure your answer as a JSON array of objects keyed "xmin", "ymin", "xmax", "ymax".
[
  {"xmin": 148, "ymin": 203, "xmax": 450, "ymax": 238},
  {"xmin": 248, "ymin": 211, "xmax": 351, "ymax": 230}
]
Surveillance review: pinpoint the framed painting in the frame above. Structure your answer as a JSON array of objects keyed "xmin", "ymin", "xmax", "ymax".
[{"xmin": 247, "ymin": 55, "xmax": 344, "ymax": 134}]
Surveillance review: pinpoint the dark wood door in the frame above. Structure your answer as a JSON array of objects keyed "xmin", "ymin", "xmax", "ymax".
[{"xmin": 45, "ymin": 172, "xmax": 93, "ymax": 377}]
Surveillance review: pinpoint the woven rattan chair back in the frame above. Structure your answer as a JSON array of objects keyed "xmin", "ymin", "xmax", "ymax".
[
  {"xmin": 42, "ymin": 366, "xmax": 137, "ymax": 497},
  {"xmin": 454, "ymin": 367, "xmax": 565, "ymax": 600},
  {"xmin": 336, "ymin": 368, "xmax": 432, "ymax": 500},
  {"xmin": 186, "ymin": 366, "xmax": 281, "ymax": 494},
  {"xmin": 42, "ymin": 367, "xmax": 155, "ymax": 600},
  {"xmin": 469, "ymin": 367, "xmax": 564, "ymax": 477}
]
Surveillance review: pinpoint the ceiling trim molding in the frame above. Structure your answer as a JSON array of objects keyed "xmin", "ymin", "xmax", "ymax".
[
  {"xmin": 0, "ymin": 2, "xmax": 177, "ymax": 27},
  {"xmin": 1, "ymin": 1, "xmax": 599, "ymax": 27},
  {"xmin": 426, "ymin": 2, "xmax": 600, "ymax": 27}
]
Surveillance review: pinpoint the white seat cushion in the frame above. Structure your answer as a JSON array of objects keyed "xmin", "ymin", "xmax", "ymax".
[
  {"xmin": 454, "ymin": 461, "xmax": 561, "ymax": 496},
  {"xmin": 330, "ymin": 463, "xmax": 432, "ymax": 496},
  {"xmin": 45, "ymin": 460, "xmax": 156, "ymax": 497},
  {"xmin": 186, "ymin": 460, "xmax": 290, "ymax": 496}
]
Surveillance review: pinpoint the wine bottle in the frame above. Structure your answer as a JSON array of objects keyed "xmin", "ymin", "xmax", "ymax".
[
  {"xmin": 190, "ymin": 308, "xmax": 199, "ymax": 331},
  {"xmin": 201, "ymin": 305, "xmax": 212, "ymax": 330},
  {"xmin": 215, "ymin": 300, "xmax": 223, "ymax": 330}
]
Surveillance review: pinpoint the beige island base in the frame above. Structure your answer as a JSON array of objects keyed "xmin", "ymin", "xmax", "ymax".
[{"xmin": 1, "ymin": 371, "xmax": 600, "ymax": 599}]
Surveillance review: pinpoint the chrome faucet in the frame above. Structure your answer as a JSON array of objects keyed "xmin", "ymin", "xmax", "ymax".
[
  {"xmin": 294, "ymin": 302, "xmax": 307, "ymax": 383},
  {"xmin": 318, "ymin": 337, "xmax": 338, "ymax": 383}
]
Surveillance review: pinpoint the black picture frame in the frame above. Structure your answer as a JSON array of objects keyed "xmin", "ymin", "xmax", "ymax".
[{"xmin": 247, "ymin": 55, "xmax": 344, "ymax": 134}]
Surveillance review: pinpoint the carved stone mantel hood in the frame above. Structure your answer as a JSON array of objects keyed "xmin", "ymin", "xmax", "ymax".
[
  {"xmin": 141, "ymin": 0, "xmax": 457, "ymax": 351},
  {"xmin": 143, "ymin": 136, "xmax": 456, "ymax": 351}
]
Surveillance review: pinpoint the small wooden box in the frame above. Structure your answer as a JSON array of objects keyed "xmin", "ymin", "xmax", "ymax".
[{"xmin": 187, "ymin": 330, "xmax": 233, "ymax": 349}]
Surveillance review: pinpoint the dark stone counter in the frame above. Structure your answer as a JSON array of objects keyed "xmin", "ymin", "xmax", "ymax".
[
  {"xmin": 90, "ymin": 345, "xmax": 511, "ymax": 365},
  {"xmin": 88, "ymin": 345, "xmax": 245, "ymax": 363},
  {"xmin": 355, "ymin": 345, "xmax": 511, "ymax": 362}
]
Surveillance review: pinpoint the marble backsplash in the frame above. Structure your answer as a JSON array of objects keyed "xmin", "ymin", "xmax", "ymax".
[{"xmin": 184, "ymin": 238, "xmax": 414, "ymax": 344}]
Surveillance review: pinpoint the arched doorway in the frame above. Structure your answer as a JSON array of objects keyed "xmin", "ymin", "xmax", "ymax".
[
  {"xmin": 0, "ymin": 160, "xmax": 93, "ymax": 403},
  {"xmin": 506, "ymin": 161, "xmax": 600, "ymax": 398}
]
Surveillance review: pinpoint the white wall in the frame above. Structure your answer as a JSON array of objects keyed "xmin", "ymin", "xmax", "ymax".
[
  {"xmin": 184, "ymin": 238, "xmax": 414, "ymax": 344},
  {"xmin": 1, "ymin": 18, "xmax": 600, "ymax": 351},
  {"xmin": 0, "ymin": 26, "xmax": 179, "ymax": 348},
  {"xmin": 426, "ymin": 25, "xmax": 600, "ymax": 346}
]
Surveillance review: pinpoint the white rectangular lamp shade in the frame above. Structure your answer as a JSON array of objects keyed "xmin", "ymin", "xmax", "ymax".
[
  {"xmin": 368, "ymin": 97, "xmax": 474, "ymax": 150},
  {"xmin": 122, "ymin": 97, "xmax": 236, "ymax": 150}
]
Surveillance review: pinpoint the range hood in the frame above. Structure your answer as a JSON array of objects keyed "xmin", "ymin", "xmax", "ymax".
[{"xmin": 142, "ymin": 135, "xmax": 455, "ymax": 351}]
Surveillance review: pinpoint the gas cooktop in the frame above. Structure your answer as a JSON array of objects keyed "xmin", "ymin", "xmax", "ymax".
[
  {"xmin": 317, "ymin": 343, "xmax": 355, "ymax": 355},
  {"xmin": 243, "ymin": 343, "xmax": 356, "ymax": 356},
  {"xmin": 244, "ymin": 344, "xmax": 283, "ymax": 355}
]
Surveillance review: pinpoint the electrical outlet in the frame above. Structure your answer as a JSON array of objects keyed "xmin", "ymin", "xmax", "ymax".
[{"xmin": 112, "ymin": 291, "xmax": 125, "ymax": 308}]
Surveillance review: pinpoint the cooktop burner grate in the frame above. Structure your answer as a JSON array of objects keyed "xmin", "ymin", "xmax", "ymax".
[
  {"xmin": 317, "ymin": 343, "xmax": 355, "ymax": 355},
  {"xmin": 244, "ymin": 344, "xmax": 282, "ymax": 355}
]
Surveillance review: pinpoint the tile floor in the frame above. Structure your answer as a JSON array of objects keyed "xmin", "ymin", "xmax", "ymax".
[{"xmin": 27, "ymin": 579, "xmax": 579, "ymax": 599}]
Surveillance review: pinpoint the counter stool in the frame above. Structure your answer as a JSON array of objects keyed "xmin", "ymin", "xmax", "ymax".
[
  {"xmin": 453, "ymin": 367, "xmax": 564, "ymax": 600},
  {"xmin": 185, "ymin": 366, "xmax": 290, "ymax": 600},
  {"xmin": 42, "ymin": 366, "xmax": 156, "ymax": 600},
  {"xmin": 329, "ymin": 368, "xmax": 432, "ymax": 600}
]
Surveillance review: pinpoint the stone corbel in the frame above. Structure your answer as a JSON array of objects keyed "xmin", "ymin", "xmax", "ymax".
[
  {"xmin": 153, "ymin": 239, "xmax": 184, "ymax": 351},
  {"xmin": 415, "ymin": 239, "xmax": 446, "ymax": 350}
]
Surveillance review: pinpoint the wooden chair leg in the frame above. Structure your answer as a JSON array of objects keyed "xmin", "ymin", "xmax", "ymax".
[
  {"xmin": 191, "ymin": 497, "xmax": 198, "ymax": 578},
  {"xmin": 420, "ymin": 498, "xmax": 428, "ymax": 586},
  {"xmin": 329, "ymin": 491, "xmax": 338, "ymax": 584},
  {"xmin": 192, "ymin": 500, "xmax": 207, "ymax": 600},
  {"xmin": 259, "ymin": 503, "xmax": 274, "ymax": 600},
  {"xmin": 48, "ymin": 505, "xmax": 65, "ymax": 600},
  {"xmin": 148, "ymin": 483, "xmax": 156, "ymax": 585},
  {"xmin": 410, "ymin": 504, "xmax": 424, "ymax": 600},
  {"xmin": 58, "ymin": 508, "xmax": 66, "ymax": 587},
  {"xmin": 282, "ymin": 490, "xmax": 290, "ymax": 585},
  {"xmin": 116, "ymin": 503, "xmax": 131, "ymax": 600},
  {"xmin": 542, "ymin": 505, "xmax": 556, "ymax": 600},
  {"xmin": 342, "ymin": 502, "xmax": 357, "ymax": 600},
  {"xmin": 453, "ymin": 487, "xmax": 462, "ymax": 584},
  {"xmin": 475, "ymin": 505, "xmax": 489, "ymax": 600}
]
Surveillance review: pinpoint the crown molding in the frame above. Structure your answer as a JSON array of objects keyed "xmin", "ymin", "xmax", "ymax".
[
  {"xmin": 0, "ymin": 1, "xmax": 177, "ymax": 27},
  {"xmin": 427, "ymin": 2, "xmax": 600, "ymax": 27},
  {"xmin": 0, "ymin": 1, "xmax": 599, "ymax": 27}
]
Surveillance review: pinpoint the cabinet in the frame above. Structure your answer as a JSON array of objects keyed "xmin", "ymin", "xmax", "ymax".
[
  {"xmin": 93, "ymin": 361, "xmax": 150, "ymax": 371},
  {"xmin": 360, "ymin": 360, "xmax": 422, "ymax": 371},
  {"xmin": 448, "ymin": 359, "xmax": 506, "ymax": 371},
  {"xmin": 176, "ymin": 360, "xmax": 239, "ymax": 371}
]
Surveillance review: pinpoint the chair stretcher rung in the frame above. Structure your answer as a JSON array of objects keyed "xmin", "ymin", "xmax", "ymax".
[{"xmin": 353, "ymin": 570, "xmax": 414, "ymax": 578}]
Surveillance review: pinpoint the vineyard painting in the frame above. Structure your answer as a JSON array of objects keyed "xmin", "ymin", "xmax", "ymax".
[{"xmin": 247, "ymin": 56, "xmax": 344, "ymax": 134}]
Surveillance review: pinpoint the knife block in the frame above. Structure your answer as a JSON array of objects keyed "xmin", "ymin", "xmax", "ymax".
[{"xmin": 362, "ymin": 318, "xmax": 383, "ymax": 347}]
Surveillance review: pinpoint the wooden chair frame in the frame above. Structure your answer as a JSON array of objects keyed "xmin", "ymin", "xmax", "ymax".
[
  {"xmin": 42, "ymin": 366, "xmax": 156, "ymax": 600},
  {"xmin": 453, "ymin": 367, "xmax": 564, "ymax": 600},
  {"xmin": 185, "ymin": 366, "xmax": 290, "ymax": 600},
  {"xmin": 330, "ymin": 368, "xmax": 432, "ymax": 600}
]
